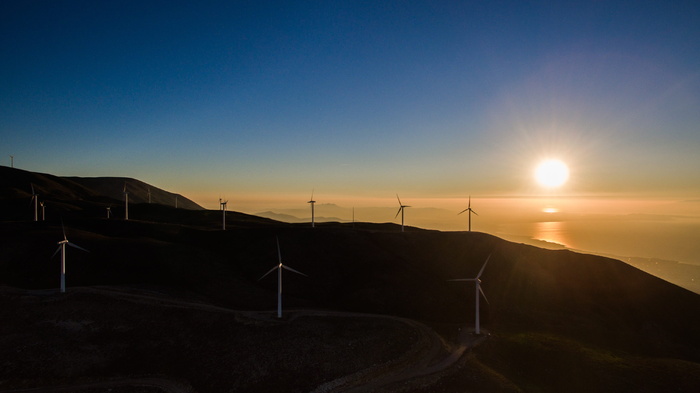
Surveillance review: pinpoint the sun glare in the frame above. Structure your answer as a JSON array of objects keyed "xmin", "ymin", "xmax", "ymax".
[{"xmin": 535, "ymin": 159, "xmax": 569, "ymax": 188}]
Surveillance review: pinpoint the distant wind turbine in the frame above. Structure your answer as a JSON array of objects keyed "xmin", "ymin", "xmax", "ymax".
[
  {"xmin": 30, "ymin": 184, "xmax": 38, "ymax": 222},
  {"xmin": 395, "ymin": 194, "xmax": 410, "ymax": 232},
  {"xmin": 10, "ymin": 155, "xmax": 14, "ymax": 168},
  {"xmin": 175, "ymin": 195, "xmax": 178, "ymax": 209},
  {"xmin": 123, "ymin": 183, "xmax": 129, "ymax": 220},
  {"xmin": 458, "ymin": 196, "xmax": 478, "ymax": 232},
  {"xmin": 449, "ymin": 254, "xmax": 491, "ymax": 335},
  {"xmin": 220, "ymin": 197, "xmax": 228, "ymax": 230},
  {"xmin": 258, "ymin": 237, "xmax": 308, "ymax": 318},
  {"xmin": 40, "ymin": 201, "xmax": 46, "ymax": 221},
  {"xmin": 147, "ymin": 187, "xmax": 151, "ymax": 204},
  {"xmin": 52, "ymin": 221, "xmax": 89, "ymax": 293},
  {"xmin": 308, "ymin": 190, "xmax": 316, "ymax": 228},
  {"xmin": 106, "ymin": 206, "xmax": 111, "ymax": 219}
]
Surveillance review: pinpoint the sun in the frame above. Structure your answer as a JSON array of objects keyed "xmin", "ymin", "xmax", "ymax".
[{"xmin": 535, "ymin": 159, "xmax": 569, "ymax": 188}]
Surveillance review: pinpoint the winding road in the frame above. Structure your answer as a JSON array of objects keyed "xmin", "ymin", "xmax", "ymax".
[{"xmin": 2, "ymin": 286, "xmax": 485, "ymax": 393}]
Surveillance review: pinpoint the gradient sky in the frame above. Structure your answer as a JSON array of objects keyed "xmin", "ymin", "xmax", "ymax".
[{"xmin": 2, "ymin": 1, "xmax": 700, "ymax": 211}]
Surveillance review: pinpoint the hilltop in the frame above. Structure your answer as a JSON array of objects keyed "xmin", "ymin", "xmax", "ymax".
[{"xmin": 1, "ymin": 167, "xmax": 699, "ymax": 392}]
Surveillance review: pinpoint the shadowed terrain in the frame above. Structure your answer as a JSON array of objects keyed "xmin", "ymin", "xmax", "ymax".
[{"xmin": 1, "ymin": 167, "xmax": 699, "ymax": 392}]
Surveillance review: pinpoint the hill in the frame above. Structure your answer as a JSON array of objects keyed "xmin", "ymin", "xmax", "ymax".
[
  {"xmin": 0, "ymin": 166, "xmax": 202, "ymax": 221},
  {"xmin": 1, "ymin": 167, "xmax": 699, "ymax": 392}
]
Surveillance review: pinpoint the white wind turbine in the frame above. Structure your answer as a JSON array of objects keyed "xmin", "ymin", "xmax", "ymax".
[
  {"xmin": 449, "ymin": 254, "xmax": 491, "ymax": 335},
  {"xmin": 123, "ymin": 183, "xmax": 129, "ymax": 220},
  {"xmin": 308, "ymin": 190, "xmax": 316, "ymax": 228},
  {"xmin": 395, "ymin": 194, "xmax": 410, "ymax": 232},
  {"xmin": 30, "ymin": 184, "xmax": 38, "ymax": 221},
  {"xmin": 52, "ymin": 221, "xmax": 89, "ymax": 293},
  {"xmin": 458, "ymin": 196, "xmax": 478, "ymax": 232},
  {"xmin": 40, "ymin": 201, "xmax": 46, "ymax": 221},
  {"xmin": 106, "ymin": 206, "xmax": 112, "ymax": 219},
  {"xmin": 259, "ymin": 237, "xmax": 308, "ymax": 318},
  {"xmin": 220, "ymin": 197, "xmax": 228, "ymax": 230}
]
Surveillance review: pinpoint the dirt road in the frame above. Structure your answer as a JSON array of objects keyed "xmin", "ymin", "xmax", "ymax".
[{"xmin": 2, "ymin": 286, "xmax": 482, "ymax": 393}]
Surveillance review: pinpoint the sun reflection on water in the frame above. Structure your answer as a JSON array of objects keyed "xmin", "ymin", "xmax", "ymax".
[{"xmin": 534, "ymin": 221, "xmax": 570, "ymax": 248}]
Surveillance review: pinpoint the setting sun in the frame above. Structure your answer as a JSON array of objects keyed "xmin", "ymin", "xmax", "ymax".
[{"xmin": 535, "ymin": 159, "xmax": 569, "ymax": 188}]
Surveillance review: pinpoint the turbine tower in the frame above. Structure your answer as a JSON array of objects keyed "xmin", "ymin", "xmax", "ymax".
[
  {"xmin": 220, "ymin": 197, "xmax": 228, "ymax": 230},
  {"xmin": 30, "ymin": 184, "xmax": 38, "ymax": 222},
  {"xmin": 123, "ymin": 183, "xmax": 129, "ymax": 220},
  {"xmin": 259, "ymin": 237, "xmax": 308, "ymax": 318},
  {"xmin": 395, "ymin": 194, "xmax": 410, "ymax": 232},
  {"xmin": 40, "ymin": 201, "xmax": 46, "ymax": 221},
  {"xmin": 449, "ymin": 254, "xmax": 491, "ymax": 335},
  {"xmin": 10, "ymin": 155, "xmax": 14, "ymax": 168},
  {"xmin": 458, "ymin": 196, "xmax": 478, "ymax": 232},
  {"xmin": 308, "ymin": 190, "xmax": 316, "ymax": 228},
  {"xmin": 106, "ymin": 206, "xmax": 111, "ymax": 219},
  {"xmin": 52, "ymin": 221, "xmax": 89, "ymax": 293}
]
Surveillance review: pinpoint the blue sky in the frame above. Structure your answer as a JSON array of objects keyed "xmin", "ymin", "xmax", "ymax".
[{"xmin": 2, "ymin": 1, "xmax": 700, "ymax": 209}]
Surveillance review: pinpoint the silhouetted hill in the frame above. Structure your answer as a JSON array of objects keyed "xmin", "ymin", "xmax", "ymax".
[
  {"xmin": 0, "ymin": 166, "xmax": 202, "ymax": 221},
  {"xmin": 1, "ymin": 167, "xmax": 699, "ymax": 392}
]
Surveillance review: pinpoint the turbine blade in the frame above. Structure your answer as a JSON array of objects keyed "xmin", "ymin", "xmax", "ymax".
[
  {"xmin": 258, "ymin": 265, "xmax": 278, "ymax": 281},
  {"xmin": 51, "ymin": 246, "xmax": 62, "ymax": 259},
  {"xmin": 282, "ymin": 265, "xmax": 308, "ymax": 277},
  {"xmin": 61, "ymin": 219, "xmax": 67, "ymax": 241},
  {"xmin": 447, "ymin": 278, "xmax": 476, "ymax": 282},
  {"xmin": 67, "ymin": 242, "xmax": 89, "ymax": 253},
  {"xmin": 396, "ymin": 194, "xmax": 402, "ymax": 206},
  {"xmin": 457, "ymin": 208, "xmax": 468, "ymax": 215},
  {"xmin": 276, "ymin": 236, "xmax": 282, "ymax": 264},
  {"xmin": 477, "ymin": 254, "xmax": 491, "ymax": 278},
  {"xmin": 472, "ymin": 209, "xmax": 479, "ymax": 216},
  {"xmin": 394, "ymin": 207, "xmax": 402, "ymax": 219},
  {"xmin": 479, "ymin": 285, "xmax": 490, "ymax": 304}
]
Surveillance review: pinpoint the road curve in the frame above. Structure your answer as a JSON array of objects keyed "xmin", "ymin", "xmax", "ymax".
[{"xmin": 3, "ymin": 286, "xmax": 483, "ymax": 393}]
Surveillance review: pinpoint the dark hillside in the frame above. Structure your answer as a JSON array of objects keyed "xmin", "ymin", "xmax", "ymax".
[{"xmin": 2, "ymin": 168, "xmax": 699, "ymax": 392}]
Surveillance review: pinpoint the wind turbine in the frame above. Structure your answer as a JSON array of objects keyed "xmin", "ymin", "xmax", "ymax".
[
  {"xmin": 30, "ymin": 184, "xmax": 38, "ymax": 222},
  {"xmin": 40, "ymin": 201, "xmax": 46, "ymax": 221},
  {"xmin": 395, "ymin": 194, "xmax": 410, "ymax": 232},
  {"xmin": 147, "ymin": 187, "xmax": 151, "ymax": 204},
  {"xmin": 123, "ymin": 183, "xmax": 129, "ymax": 220},
  {"xmin": 106, "ymin": 206, "xmax": 112, "ymax": 219},
  {"xmin": 10, "ymin": 155, "xmax": 14, "ymax": 168},
  {"xmin": 52, "ymin": 221, "xmax": 89, "ymax": 293},
  {"xmin": 220, "ymin": 197, "xmax": 228, "ymax": 230},
  {"xmin": 458, "ymin": 196, "xmax": 478, "ymax": 232},
  {"xmin": 449, "ymin": 254, "xmax": 491, "ymax": 335},
  {"xmin": 308, "ymin": 190, "xmax": 316, "ymax": 228},
  {"xmin": 258, "ymin": 237, "xmax": 308, "ymax": 318}
]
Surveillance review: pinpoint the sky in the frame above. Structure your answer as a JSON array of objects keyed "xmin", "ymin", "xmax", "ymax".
[{"xmin": 2, "ymin": 1, "xmax": 700, "ymax": 216}]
